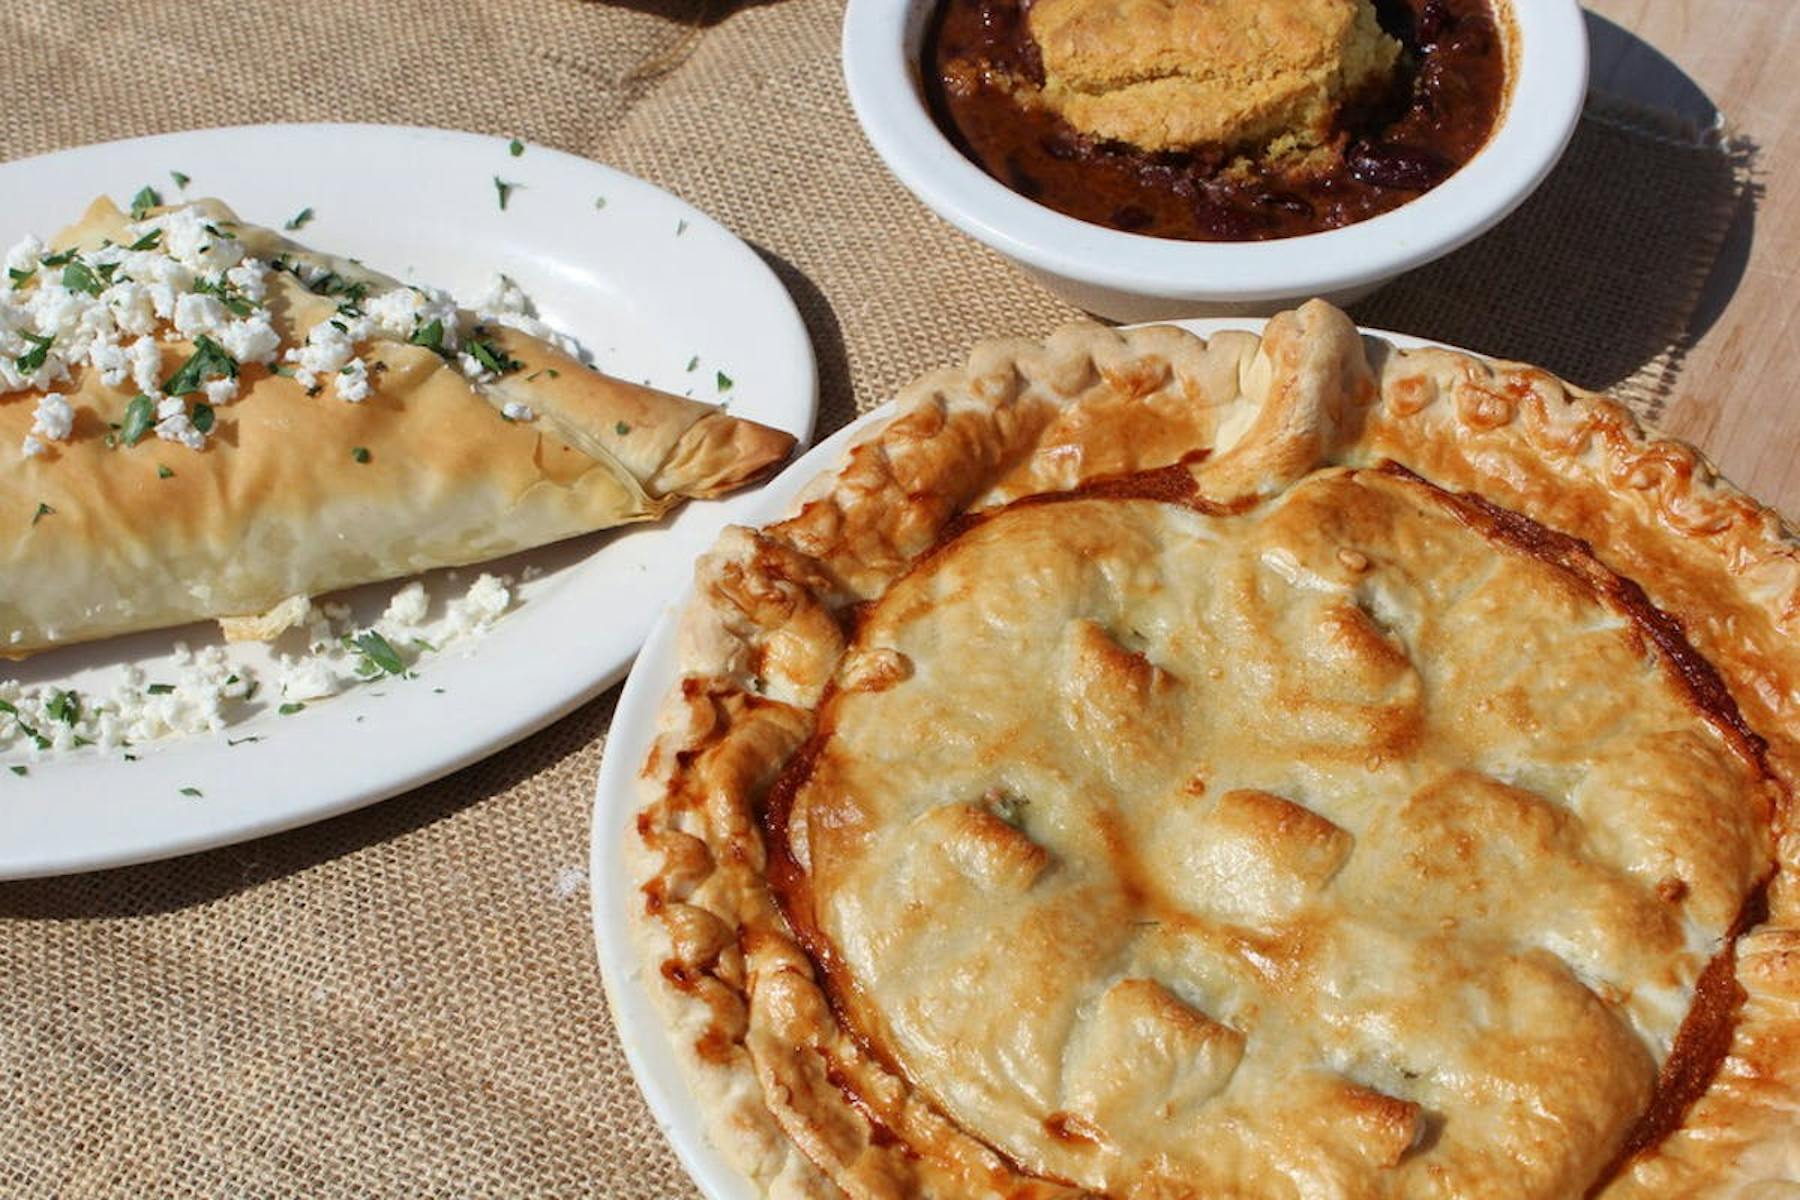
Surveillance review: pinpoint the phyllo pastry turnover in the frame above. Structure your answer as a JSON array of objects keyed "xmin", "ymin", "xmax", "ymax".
[
  {"xmin": 1, "ymin": 197, "xmax": 796, "ymax": 656},
  {"xmin": 629, "ymin": 301, "xmax": 1800, "ymax": 1198}
]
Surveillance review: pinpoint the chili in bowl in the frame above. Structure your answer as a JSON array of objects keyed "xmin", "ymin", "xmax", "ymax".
[{"xmin": 843, "ymin": 0, "xmax": 1586, "ymax": 320}]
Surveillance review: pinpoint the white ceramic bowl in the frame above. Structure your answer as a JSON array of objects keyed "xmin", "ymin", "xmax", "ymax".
[{"xmin": 842, "ymin": 0, "xmax": 1588, "ymax": 320}]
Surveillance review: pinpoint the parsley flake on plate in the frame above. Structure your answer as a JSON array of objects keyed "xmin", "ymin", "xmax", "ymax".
[
  {"xmin": 178, "ymin": 786, "xmax": 202, "ymax": 798},
  {"xmin": 284, "ymin": 207, "xmax": 315, "ymax": 231},
  {"xmin": 509, "ymin": 138, "xmax": 525, "ymax": 157},
  {"xmin": 129, "ymin": 185, "xmax": 161, "ymax": 221},
  {"xmin": 8, "ymin": 765, "xmax": 25, "ymax": 777},
  {"xmin": 170, "ymin": 170, "xmax": 190, "ymax": 189},
  {"xmin": 353, "ymin": 631, "xmax": 406, "ymax": 676},
  {"xmin": 278, "ymin": 702, "xmax": 305, "ymax": 716},
  {"xmin": 60, "ymin": 260, "xmax": 102, "ymax": 296},
  {"xmin": 494, "ymin": 176, "xmax": 521, "ymax": 211},
  {"xmin": 163, "ymin": 335, "xmax": 237, "ymax": 396},
  {"xmin": 15, "ymin": 331, "xmax": 53, "ymax": 373},
  {"xmin": 120, "ymin": 394, "xmax": 155, "ymax": 446},
  {"xmin": 715, "ymin": 369, "xmax": 734, "ymax": 393}
]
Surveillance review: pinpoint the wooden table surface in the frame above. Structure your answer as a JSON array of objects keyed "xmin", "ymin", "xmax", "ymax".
[{"xmin": 1586, "ymin": 0, "xmax": 1800, "ymax": 516}]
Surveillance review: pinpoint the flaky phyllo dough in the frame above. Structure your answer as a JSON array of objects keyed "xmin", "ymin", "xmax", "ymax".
[
  {"xmin": 1, "ymin": 197, "xmax": 794, "ymax": 656},
  {"xmin": 628, "ymin": 301, "xmax": 1800, "ymax": 1198}
]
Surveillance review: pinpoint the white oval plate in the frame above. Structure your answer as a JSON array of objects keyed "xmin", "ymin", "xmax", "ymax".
[
  {"xmin": 589, "ymin": 319, "xmax": 1445, "ymax": 1199},
  {"xmin": 0, "ymin": 124, "xmax": 816, "ymax": 879}
]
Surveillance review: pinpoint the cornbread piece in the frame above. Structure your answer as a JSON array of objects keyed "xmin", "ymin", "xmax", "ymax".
[
  {"xmin": 1029, "ymin": 0, "xmax": 1401, "ymax": 153},
  {"xmin": 630, "ymin": 302, "xmax": 1800, "ymax": 1198}
]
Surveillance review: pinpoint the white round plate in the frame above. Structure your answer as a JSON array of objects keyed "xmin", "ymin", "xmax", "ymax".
[
  {"xmin": 590, "ymin": 319, "xmax": 1445, "ymax": 1198},
  {"xmin": 0, "ymin": 124, "xmax": 816, "ymax": 879}
]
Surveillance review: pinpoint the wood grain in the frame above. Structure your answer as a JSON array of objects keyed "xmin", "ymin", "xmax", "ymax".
[{"xmin": 1587, "ymin": 0, "xmax": 1800, "ymax": 517}]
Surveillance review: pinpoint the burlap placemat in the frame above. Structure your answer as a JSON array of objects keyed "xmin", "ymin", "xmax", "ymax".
[{"xmin": 0, "ymin": 2, "xmax": 1751, "ymax": 1196}]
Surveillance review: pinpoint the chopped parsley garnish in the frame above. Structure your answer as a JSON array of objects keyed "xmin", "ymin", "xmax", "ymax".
[
  {"xmin": 524, "ymin": 367, "xmax": 560, "ymax": 382},
  {"xmin": 45, "ymin": 691, "xmax": 79, "ymax": 725},
  {"xmin": 0, "ymin": 700, "xmax": 50, "ymax": 750},
  {"xmin": 120, "ymin": 394, "xmax": 155, "ymax": 446},
  {"xmin": 31, "ymin": 502, "xmax": 53, "ymax": 525},
  {"xmin": 170, "ymin": 170, "xmax": 190, "ymax": 189},
  {"xmin": 614, "ymin": 421, "xmax": 631, "ymax": 436},
  {"xmin": 278, "ymin": 702, "xmax": 305, "ymax": 715},
  {"xmin": 284, "ymin": 207, "xmax": 315, "ymax": 231},
  {"xmin": 467, "ymin": 338, "xmax": 522, "ymax": 376},
  {"xmin": 60, "ymin": 260, "xmax": 101, "ymax": 295},
  {"xmin": 129, "ymin": 185, "xmax": 162, "ymax": 221},
  {"xmin": 157, "ymin": 464, "xmax": 174, "ymax": 479},
  {"xmin": 409, "ymin": 318, "xmax": 446, "ymax": 354},
  {"xmin": 675, "ymin": 219, "xmax": 688, "ymax": 236},
  {"xmin": 190, "ymin": 403, "xmax": 215, "ymax": 434},
  {"xmin": 715, "ymin": 369, "xmax": 734, "ymax": 393},
  {"xmin": 226, "ymin": 735, "xmax": 262, "ymax": 746},
  {"xmin": 39, "ymin": 248, "xmax": 75, "ymax": 268},
  {"xmin": 351, "ymin": 446, "xmax": 371, "ymax": 463},
  {"xmin": 352, "ymin": 631, "xmax": 406, "ymax": 676},
  {"xmin": 8, "ymin": 765, "xmax": 24, "ymax": 777},
  {"xmin": 7, "ymin": 266, "xmax": 33, "ymax": 290},
  {"xmin": 194, "ymin": 275, "xmax": 255, "ymax": 317},
  {"xmin": 509, "ymin": 138, "xmax": 525, "ymax": 157},
  {"xmin": 126, "ymin": 229, "xmax": 163, "ymax": 251},
  {"xmin": 15, "ymin": 331, "xmax": 53, "ymax": 373},
  {"xmin": 163, "ymin": 335, "xmax": 237, "ymax": 396},
  {"xmin": 145, "ymin": 683, "xmax": 175, "ymax": 695},
  {"xmin": 685, "ymin": 354, "xmax": 699, "ymax": 372},
  {"xmin": 178, "ymin": 786, "xmax": 202, "ymax": 797},
  {"xmin": 494, "ymin": 176, "xmax": 520, "ymax": 211},
  {"xmin": 594, "ymin": 195, "xmax": 606, "ymax": 209}
]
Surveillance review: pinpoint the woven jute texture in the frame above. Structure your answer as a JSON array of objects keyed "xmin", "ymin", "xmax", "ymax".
[{"xmin": 0, "ymin": 1, "xmax": 1750, "ymax": 1197}]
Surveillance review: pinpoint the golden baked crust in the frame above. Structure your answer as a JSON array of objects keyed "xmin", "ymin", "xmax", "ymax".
[
  {"xmin": 0, "ymin": 198, "xmax": 795, "ymax": 655},
  {"xmin": 627, "ymin": 301, "xmax": 1800, "ymax": 1198},
  {"xmin": 1029, "ymin": 0, "xmax": 1400, "ymax": 154}
]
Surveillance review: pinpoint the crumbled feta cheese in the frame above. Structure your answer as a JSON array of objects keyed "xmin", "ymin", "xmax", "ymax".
[
  {"xmin": 215, "ymin": 315, "xmax": 279, "ymax": 366},
  {"xmin": 151, "ymin": 206, "xmax": 246, "ymax": 274},
  {"xmin": 381, "ymin": 581, "xmax": 429, "ymax": 629},
  {"xmin": 3, "ymin": 235, "xmax": 42, "ymax": 274},
  {"xmin": 277, "ymin": 655, "xmax": 341, "ymax": 702},
  {"xmin": 471, "ymin": 272, "xmax": 530, "ymax": 316},
  {"xmin": 173, "ymin": 292, "xmax": 228, "ymax": 339},
  {"xmin": 225, "ymin": 260, "xmax": 268, "ymax": 301},
  {"xmin": 501, "ymin": 400, "xmax": 534, "ymax": 422},
  {"xmin": 154, "ymin": 410, "xmax": 206, "ymax": 451},
  {"xmin": 444, "ymin": 573, "xmax": 513, "ymax": 636},
  {"xmin": 203, "ymin": 375, "xmax": 239, "ymax": 406},
  {"xmin": 336, "ymin": 359, "xmax": 371, "ymax": 403},
  {"xmin": 29, "ymin": 394, "xmax": 74, "ymax": 443},
  {"xmin": 128, "ymin": 335, "xmax": 163, "ymax": 395}
]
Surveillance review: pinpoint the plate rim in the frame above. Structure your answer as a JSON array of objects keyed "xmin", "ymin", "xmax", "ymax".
[
  {"xmin": 588, "ymin": 317, "xmax": 1449, "ymax": 1200},
  {"xmin": 0, "ymin": 121, "xmax": 818, "ymax": 879}
]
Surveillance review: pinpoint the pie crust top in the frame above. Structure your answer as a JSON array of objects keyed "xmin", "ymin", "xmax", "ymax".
[{"xmin": 627, "ymin": 302, "xmax": 1800, "ymax": 1199}]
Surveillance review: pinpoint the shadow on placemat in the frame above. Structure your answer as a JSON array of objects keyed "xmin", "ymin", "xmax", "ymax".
[
  {"xmin": 1353, "ymin": 98, "xmax": 1757, "ymax": 427},
  {"xmin": 0, "ymin": 693, "xmax": 617, "ymax": 920}
]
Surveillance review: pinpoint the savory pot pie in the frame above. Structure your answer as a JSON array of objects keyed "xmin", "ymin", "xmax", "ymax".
[
  {"xmin": 1, "ymin": 197, "xmax": 794, "ymax": 656},
  {"xmin": 627, "ymin": 301, "xmax": 1799, "ymax": 1198}
]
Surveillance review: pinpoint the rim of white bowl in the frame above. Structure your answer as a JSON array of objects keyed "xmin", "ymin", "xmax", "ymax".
[{"xmin": 842, "ymin": 0, "xmax": 1589, "ymax": 303}]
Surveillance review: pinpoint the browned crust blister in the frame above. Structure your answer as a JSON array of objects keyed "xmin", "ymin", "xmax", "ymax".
[{"xmin": 627, "ymin": 300, "xmax": 1800, "ymax": 1198}]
